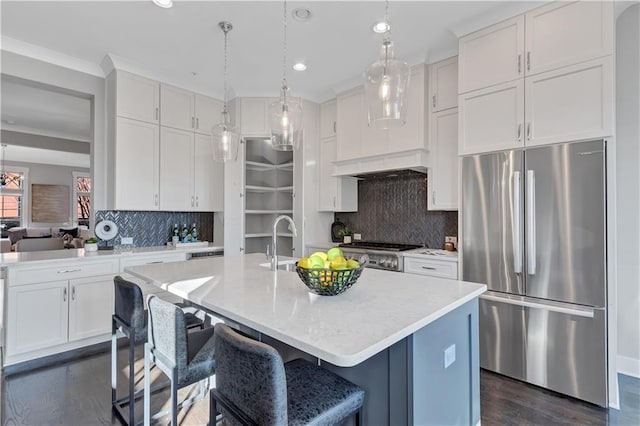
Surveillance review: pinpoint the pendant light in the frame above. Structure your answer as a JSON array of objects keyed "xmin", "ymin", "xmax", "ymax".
[
  {"xmin": 212, "ymin": 21, "xmax": 240, "ymax": 162},
  {"xmin": 364, "ymin": 0, "xmax": 410, "ymax": 129},
  {"xmin": 269, "ymin": 0, "xmax": 303, "ymax": 151}
]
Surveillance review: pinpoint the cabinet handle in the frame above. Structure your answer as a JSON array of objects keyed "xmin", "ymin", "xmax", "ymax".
[
  {"xmin": 240, "ymin": 247, "xmax": 244, "ymax": 252},
  {"xmin": 432, "ymin": 95, "xmax": 436, "ymax": 109},
  {"xmin": 421, "ymin": 266, "xmax": 437, "ymax": 270},
  {"xmin": 155, "ymin": 194, "xmax": 159, "ymax": 206},
  {"xmin": 527, "ymin": 52, "xmax": 531, "ymax": 71},
  {"xmin": 333, "ymin": 196, "xmax": 336, "ymax": 207},
  {"xmin": 191, "ymin": 196, "xmax": 195, "ymax": 207},
  {"xmin": 72, "ymin": 286, "xmax": 76, "ymax": 301},
  {"xmin": 58, "ymin": 268, "xmax": 81, "ymax": 274},
  {"xmin": 517, "ymin": 124, "xmax": 522, "ymax": 141},
  {"xmin": 526, "ymin": 122, "xmax": 532, "ymax": 140},
  {"xmin": 63, "ymin": 287, "xmax": 67, "ymax": 302},
  {"xmin": 195, "ymin": 196, "xmax": 199, "ymax": 207},
  {"xmin": 432, "ymin": 191, "xmax": 436, "ymax": 204},
  {"xmin": 191, "ymin": 117, "xmax": 195, "ymax": 128},
  {"xmin": 146, "ymin": 261, "xmax": 163, "ymax": 264},
  {"xmin": 518, "ymin": 54, "xmax": 522, "ymax": 74},
  {"xmin": 196, "ymin": 118, "xmax": 199, "ymax": 129},
  {"xmin": 333, "ymin": 121, "xmax": 336, "ymax": 134},
  {"xmin": 155, "ymin": 107, "xmax": 159, "ymax": 120}
]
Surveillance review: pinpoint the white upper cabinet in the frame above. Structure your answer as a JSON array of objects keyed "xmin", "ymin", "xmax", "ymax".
[
  {"xmin": 525, "ymin": 56, "xmax": 613, "ymax": 147},
  {"xmin": 320, "ymin": 100, "xmax": 337, "ymax": 139},
  {"xmin": 195, "ymin": 95, "xmax": 223, "ymax": 136},
  {"xmin": 116, "ymin": 71, "xmax": 159, "ymax": 124},
  {"xmin": 459, "ymin": 80, "xmax": 525, "ymax": 155},
  {"xmin": 458, "ymin": 15, "xmax": 524, "ymax": 94},
  {"xmin": 318, "ymin": 137, "xmax": 358, "ymax": 212},
  {"xmin": 430, "ymin": 57, "xmax": 459, "ymax": 112},
  {"xmin": 524, "ymin": 0, "xmax": 614, "ymax": 76},
  {"xmin": 388, "ymin": 65, "xmax": 427, "ymax": 154},
  {"xmin": 336, "ymin": 88, "xmax": 363, "ymax": 162},
  {"xmin": 194, "ymin": 133, "xmax": 224, "ymax": 211},
  {"xmin": 160, "ymin": 84, "xmax": 195, "ymax": 131},
  {"xmin": 160, "ymin": 126, "xmax": 194, "ymax": 211},
  {"xmin": 115, "ymin": 117, "xmax": 160, "ymax": 210},
  {"xmin": 429, "ymin": 109, "xmax": 459, "ymax": 211},
  {"xmin": 239, "ymin": 98, "xmax": 271, "ymax": 136}
]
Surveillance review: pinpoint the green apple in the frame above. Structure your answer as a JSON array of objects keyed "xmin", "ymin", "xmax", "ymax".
[
  {"xmin": 309, "ymin": 255, "xmax": 325, "ymax": 269},
  {"xmin": 326, "ymin": 247, "xmax": 344, "ymax": 261}
]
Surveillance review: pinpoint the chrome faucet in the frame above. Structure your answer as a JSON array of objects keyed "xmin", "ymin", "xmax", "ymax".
[{"xmin": 271, "ymin": 215, "xmax": 297, "ymax": 271}]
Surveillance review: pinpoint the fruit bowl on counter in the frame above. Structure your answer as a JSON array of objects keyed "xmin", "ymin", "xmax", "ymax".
[{"xmin": 296, "ymin": 248, "xmax": 367, "ymax": 296}]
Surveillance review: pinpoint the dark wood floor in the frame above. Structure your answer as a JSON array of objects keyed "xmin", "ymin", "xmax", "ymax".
[{"xmin": 2, "ymin": 348, "xmax": 639, "ymax": 425}]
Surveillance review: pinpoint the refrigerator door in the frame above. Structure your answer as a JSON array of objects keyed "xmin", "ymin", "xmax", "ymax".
[
  {"xmin": 479, "ymin": 294, "xmax": 526, "ymax": 380},
  {"xmin": 462, "ymin": 150, "xmax": 524, "ymax": 294},
  {"xmin": 524, "ymin": 300, "xmax": 607, "ymax": 406},
  {"xmin": 524, "ymin": 140, "xmax": 606, "ymax": 307}
]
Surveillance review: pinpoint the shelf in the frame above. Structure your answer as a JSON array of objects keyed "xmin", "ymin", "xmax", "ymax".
[
  {"xmin": 245, "ymin": 185, "xmax": 293, "ymax": 193},
  {"xmin": 245, "ymin": 233, "xmax": 294, "ymax": 238},
  {"xmin": 245, "ymin": 161, "xmax": 294, "ymax": 172},
  {"xmin": 245, "ymin": 210, "xmax": 293, "ymax": 215},
  {"xmin": 276, "ymin": 186, "xmax": 294, "ymax": 192}
]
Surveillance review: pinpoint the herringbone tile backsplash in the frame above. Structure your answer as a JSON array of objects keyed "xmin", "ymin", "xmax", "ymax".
[
  {"xmin": 95, "ymin": 210, "xmax": 213, "ymax": 247},
  {"xmin": 336, "ymin": 173, "xmax": 458, "ymax": 249}
]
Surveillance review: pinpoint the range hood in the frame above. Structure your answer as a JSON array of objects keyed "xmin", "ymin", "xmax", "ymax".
[
  {"xmin": 332, "ymin": 149, "xmax": 430, "ymax": 177},
  {"xmin": 353, "ymin": 169, "xmax": 426, "ymax": 179}
]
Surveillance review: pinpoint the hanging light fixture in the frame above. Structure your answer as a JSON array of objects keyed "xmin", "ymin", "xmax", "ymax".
[
  {"xmin": 212, "ymin": 21, "xmax": 240, "ymax": 162},
  {"xmin": 269, "ymin": 0, "xmax": 303, "ymax": 151},
  {"xmin": 364, "ymin": 0, "xmax": 410, "ymax": 129}
]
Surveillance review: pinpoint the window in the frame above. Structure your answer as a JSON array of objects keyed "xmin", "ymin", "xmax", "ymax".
[
  {"xmin": 0, "ymin": 168, "xmax": 28, "ymax": 238},
  {"xmin": 73, "ymin": 172, "xmax": 91, "ymax": 228}
]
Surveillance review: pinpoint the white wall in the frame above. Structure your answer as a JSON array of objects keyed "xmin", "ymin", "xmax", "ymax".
[{"xmin": 615, "ymin": 4, "xmax": 640, "ymax": 378}]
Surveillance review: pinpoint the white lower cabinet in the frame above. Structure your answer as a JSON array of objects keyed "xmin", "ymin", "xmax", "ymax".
[
  {"xmin": 5, "ymin": 259, "xmax": 119, "ymax": 364},
  {"xmin": 403, "ymin": 257, "xmax": 458, "ymax": 280}
]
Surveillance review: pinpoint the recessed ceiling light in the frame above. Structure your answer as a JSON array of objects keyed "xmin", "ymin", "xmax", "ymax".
[
  {"xmin": 152, "ymin": 0, "xmax": 173, "ymax": 9},
  {"xmin": 372, "ymin": 21, "xmax": 390, "ymax": 34},
  {"xmin": 293, "ymin": 62, "xmax": 307, "ymax": 71},
  {"xmin": 292, "ymin": 8, "xmax": 312, "ymax": 21}
]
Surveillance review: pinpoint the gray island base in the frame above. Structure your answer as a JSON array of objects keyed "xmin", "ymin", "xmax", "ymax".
[{"xmin": 125, "ymin": 253, "xmax": 485, "ymax": 425}]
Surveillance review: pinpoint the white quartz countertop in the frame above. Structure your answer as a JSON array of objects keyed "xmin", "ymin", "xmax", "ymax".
[
  {"xmin": 402, "ymin": 248, "xmax": 459, "ymax": 262},
  {"xmin": 0, "ymin": 243, "xmax": 224, "ymax": 267},
  {"xmin": 125, "ymin": 253, "xmax": 486, "ymax": 367}
]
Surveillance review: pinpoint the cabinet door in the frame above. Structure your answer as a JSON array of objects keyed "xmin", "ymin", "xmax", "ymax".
[
  {"xmin": 525, "ymin": 57, "xmax": 613, "ymax": 147},
  {"xmin": 336, "ymin": 89, "xmax": 363, "ymax": 161},
  {"xmin": 430, "ymin": 57, "xmax": 458, "ymax": 112},
  {"xmin": 429, "ymin": 109, "xmax": 458, "ymax": 211},
  {"xmin": 240, "ymin": 98, "xmax": 270, "ymax": 136},
  {"xmin": 194, "ymin": 133, "xmax": 224, "ymax": 211},
  {"xmin": 388, "ymin": 65, "xmax": 426, "ymax": 153},
  {"xmin": 160, "ymin": 84, "xmax": 195, "ymax": 131},
  {"xmin": 458, "ymin": 15, "xmax": 524, "ymax": 93},
  {"xmin": 68, "ymin": 275, "xmax": 115, "ymax": 342},
  {"xmin": 160, "ymin": 126, "xmax": 194, "ymax": 210},
  {"xmin": 7, "ymin": 281, "xmax": 68, "ymax": 356},
  {"xmin": 195, "ymin": 94, "xmax": 223, "ymax": 136},
  {"xmin": 318, "ymin": 137, "xmax": 339, "ymax": 211},
  {"xmin": 459, "ymin": 79, "xmax": 525, "ymax": 155},
  {"xmin": 320, "ymin": 100, "xmax": 337, "ymax": 139},
  {"xmin": 525, "ymin": 0, "xmax": 613, "ymax": 76},
  {"xmin": 115, "ymin": 117, "xmax": 160, "ymax": 210},
  {"xmin": 116, "ymin": 71, "xmax": 159, "ymax": 124}
]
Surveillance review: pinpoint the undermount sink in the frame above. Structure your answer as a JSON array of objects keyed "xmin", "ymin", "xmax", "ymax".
[{"xmin": 259, "ymin": 260, "xmax": 298, "ymax": 272}]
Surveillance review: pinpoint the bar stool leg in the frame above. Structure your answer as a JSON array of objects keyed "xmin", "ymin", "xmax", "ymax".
[
  {"xmin": 170, "ymin": 369, "xmax": 179, "ymax": 426},
  {"xmin": 128, "ymin": 334, "xmax": 136, "ymax": 424},
  {"xmin": 111, "ymin": 319, "xmax": 117, "ymax": 407},
  {"xmin": 144, "ymin": 344, "xmax": 151, "ymax": 426}
]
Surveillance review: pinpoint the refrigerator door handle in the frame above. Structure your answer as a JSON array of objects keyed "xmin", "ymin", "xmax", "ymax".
[
  {"xmin": 480, "ymin": 292, "xmax": 595, "ymax": 318},
  {"xmin": 527, "ymin": 170, "xmax": 536, "ymax": 275},
  {"xmin": 513, "ymin": 171, "xmax": 522, "ymax": 274}
]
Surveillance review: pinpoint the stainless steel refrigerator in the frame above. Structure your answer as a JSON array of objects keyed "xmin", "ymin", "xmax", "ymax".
[{"xmin": 462, "ymin": 139, "xmax": 607, "ymax": 406}]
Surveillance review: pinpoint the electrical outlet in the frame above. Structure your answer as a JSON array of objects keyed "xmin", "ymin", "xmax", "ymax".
[
  {"xmin": 445, "ymin": 236, "xmax": 457, "ymax": 248},
  {"xmin": 444, "ymin": 344, "xmax": 456, "ymax": 369},
  {"xmin": 121, "ymin": 237, "xmax": 133, "ymax": 245},
  {"xmin": 353, "ymin": 233, "xmax": 362, "ymax": 241}
]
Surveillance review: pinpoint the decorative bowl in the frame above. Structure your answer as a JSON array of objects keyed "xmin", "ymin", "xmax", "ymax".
[{"xmin": 295, "ymin": 257, "xmax": 367, "ymax": 296}]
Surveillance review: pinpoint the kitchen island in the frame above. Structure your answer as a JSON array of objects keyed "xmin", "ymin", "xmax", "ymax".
[{"xmin": 126, "ymin": 253, "xmax": 486, "ymax": 425}]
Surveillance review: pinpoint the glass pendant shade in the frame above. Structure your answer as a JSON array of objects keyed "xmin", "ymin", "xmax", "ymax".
[
  {"xmin": 364, "ymin": 40, "xmax": 410, "ymax": 129},
  {"xmin": 269, "ymin": 87, "xmax": 302, "ymax": 151},
  {"xmin": 212, "ymin": 109, "xmax": 239, "ymax": 162}
]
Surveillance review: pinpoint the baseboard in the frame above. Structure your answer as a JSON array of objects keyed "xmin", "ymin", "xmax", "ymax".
[{"xmin": 617, "ymin": 355, "xmax": 640, "ymax": 378}]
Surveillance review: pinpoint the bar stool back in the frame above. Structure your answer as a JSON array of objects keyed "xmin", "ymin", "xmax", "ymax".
[{"xmin": 211, "ymin": 323, "xmax": 365, "ymax": 426}]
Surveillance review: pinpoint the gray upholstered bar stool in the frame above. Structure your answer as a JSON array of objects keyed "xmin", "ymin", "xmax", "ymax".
[
  {"xmin": 210, "ymin": 323, "xmax": 365, "ymax": 426},
  {"xmin": 144, "ymin": 294, "xmax": 217, "ymax": 426},
  {"xmin": 111, "ymin": 276, "xmax": 205, "ymax": 426}
]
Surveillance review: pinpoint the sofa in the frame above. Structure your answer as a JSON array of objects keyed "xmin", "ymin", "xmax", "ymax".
[{"xmin": 3, "ymin": 226, "xmax": 92, "ymax": 253}]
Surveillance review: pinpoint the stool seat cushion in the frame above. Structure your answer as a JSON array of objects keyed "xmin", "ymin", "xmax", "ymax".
[{"xmin": 284, "ymin": 359, "xmax": 365, "ymax": 426}]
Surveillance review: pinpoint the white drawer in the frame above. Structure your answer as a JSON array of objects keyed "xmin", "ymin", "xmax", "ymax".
[
  {"xmin": 404, "ymin": 257, "xmax": 458, "ymax": 280},
  {"xmin": 119, "ymin": 253, "xmax": 187, "ymax": 271},
  {"xmin": 9, "ymin": 259, "xmax": 120, "ymax": 286}
]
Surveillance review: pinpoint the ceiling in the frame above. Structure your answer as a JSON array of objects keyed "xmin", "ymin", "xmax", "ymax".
[{"xmin": 0, "ymin": 1, "xmax": 543, "ymax": 103}]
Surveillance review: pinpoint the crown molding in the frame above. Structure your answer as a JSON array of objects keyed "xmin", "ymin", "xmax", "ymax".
[
  {"xmin": 1, "ymin": 36, "xmax": 104, "ymax": 78},
  {"xmin": 450, "ymin": 1, "xmax": 544, "ymax": 38}
]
